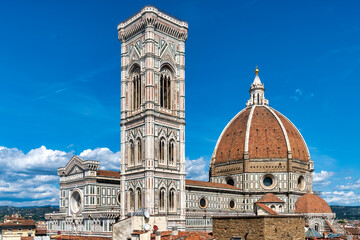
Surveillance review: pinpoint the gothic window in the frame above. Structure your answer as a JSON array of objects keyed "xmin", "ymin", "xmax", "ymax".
[
  {"xmin": 129, "ymin": 189, "xmax": 135, "ymax": 210},
  {"xmin": 132, "ymin": 67, "xmax": 141, "ymax": 110},
  {"xmin": 129, "ymin": 141, "xmax": 134, "ymax": 165},
  {"xmin": 136, "ymin": 188, "xmax": 142, "ymax": 210},
  {"xmin": 159, "ymin": 188, "xmax": 166, "ymax": 211},
  {"xmin": 160, "ymin": 68, "xmax": 171, "ymax": 109},
  {"xmin": 136, "ymin": 139, "xmax": 142, "ymax": 164},
  {"xmin": 159, "ymin": 138, "xmax": 165, "ymax": 164},
  {"xmin": 168, "ymin": 140, "xmax": 175, "ymax": 165},
  {"xmin": 169, "ymin": 188, "xmax": 175, "ymax": 211}
]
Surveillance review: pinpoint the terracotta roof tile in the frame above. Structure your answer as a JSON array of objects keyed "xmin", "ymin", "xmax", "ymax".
[
  {"xmin": 151, "ymin": 231, "xmax": 214, "ymax": 240},
  {"xmin": 274, "ymin": 109, "xmax": 309, "ymax": 161},
  {"xmin": 213, "ymin": 106, "xmax": 310, "ymax": 165},
  {"xmin": 248, "ymin": 107, "xmax": 288, "ymax": 159},
  {"xmin": 0, "ymin": 219, "xmax": 35, "ymax": 227},
  {"xmin": 255, "ymin": 203, "xmax": 279, "ymax": 215},
  {"xmin": 256, "ymin": 193, "xmax": 284, "ymax": 203},
  {"xmin": 185, "ymin": 179, "xmax": 241, "ymax": 190},
  {"xmin": 96, "ymin": 170, "xmax": 120, "ymax": 178},
  {"xmin": 215, "ymin": 108, "xmax": 250, "ymax": 163},
  {"xmin": 295, "ymin": 193, "xmax": 332, "ymax": 214}
]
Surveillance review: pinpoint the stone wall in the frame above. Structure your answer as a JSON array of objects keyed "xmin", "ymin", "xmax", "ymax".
[{"xmin": 212, "ymin": 215, "xmax": 305, "ymax": 240}]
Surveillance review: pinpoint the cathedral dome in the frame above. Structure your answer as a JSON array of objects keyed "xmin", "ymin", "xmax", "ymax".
[
  {"xmin": 212, "ymin": 105, "xmax": 310, "ymax": 164},
  {"xmin": 295, "ymin": 192, "xmax": 332, "ymax": 214},
  {"xmin": 210, "ymin": 68, "xmax": 312, "ymax": 178}
]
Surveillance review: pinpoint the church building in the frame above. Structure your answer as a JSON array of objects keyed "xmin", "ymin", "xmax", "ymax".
[{"xmin": 46, "ymin": 6, "xmax": 340, "ymax": 238}]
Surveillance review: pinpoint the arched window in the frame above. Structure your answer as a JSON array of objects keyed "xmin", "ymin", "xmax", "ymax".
[
  {"xmin": 132, "ymin": 67, "xmax": 141, "ymax": 110},
  {"xmin": 270, "ymin": 205, "xmax": 276, "ymax": 210},
  {"xmin": 159, "ymin": 188, "xmax": 166, "ymax": 210},
  {"xmin": 130, "ymin": 141, "xmax": 134, "ymax": 165},
  {"xmin": 136, "ymin": 188, "xmax": 142, "ymax": 210},
  {"xmin": 169, "ymin": 189, "xmax": 175, "ymax": 211},
  {"xmin": 159, "ymin": 139, "xmax": 165, "ymax": 164},
  {"xmin": 226, "ymin": 178, "xmax": 235, "ymax": 186},
  {"xmin": 136, "ymin": 139, "xmax": 142, "ymax": 164},
  {"xmin": 129, "ymin": 189, "xmax": 135, "ymax": 210},
  {"xmin": 168, "ymin": 140, "xmax": 175, "ymax": 165},
  {"xmin": 160, "ymin": 68, "xmax": 171, "ymax": 109},
  {"xmin": 314, "ymin": 223, "xmax": 319, "ymax": 232}
]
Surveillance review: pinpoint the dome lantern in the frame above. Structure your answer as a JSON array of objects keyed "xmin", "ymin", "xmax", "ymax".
[{"xmin": 246, "ymin": 67, "xmax": 269, "ymax": 107}]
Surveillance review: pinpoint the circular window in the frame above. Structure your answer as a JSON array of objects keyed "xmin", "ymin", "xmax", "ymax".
[
  {"xmin": 263, "ymin": 177, "xmax": 273, "ymax": 187},
  {"xmin": 298, "ymin": 176, "xmax": 306, "ymax": 191},
  {"xmin": 229, "ymin": 200, "xmax": 236, "ymax": 210},
  {"xmin": 260, "ymin": 174, "xmax": 276, "ymax": 189},
  {"xmin": 226, "ymin": 178, "xmax": 235, "ymax": 186},
  {"xmin": 70, "ymin": 190, "xmax": 82, "ymax": 214},
  {"xmin": 199, "ymin": 197, "xmax": 208, "ymax": 209},
  {"xmin": 116, "ymin": 192, "xmax": 121, "ymax": 205}
]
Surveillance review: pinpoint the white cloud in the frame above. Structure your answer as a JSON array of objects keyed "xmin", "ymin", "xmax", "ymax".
[
  {"xmin": 0, "ymin": 146, "xmax": 72, "ymax": 173},
  {"xmin": 313, "ymin": 171, "xmax": 334, "ymax": 187},
  {"xmin": 345, "ymin": 176, "xmax": 353, "ymax": 180},
  {"xmin": 322, "ymin": 191, "xmax": 360, "ymax": 205},
  {"xmin": 79, "ymin": 148, "xmax": 120, "ymax": 171},
  {"xmin": 0, "ymin": 146, "xmax": 120, "ymax": 207},
  {"xmin": 185, "ymin": 157, "xmax": 209, "ymax": 181},
  {"xmin": 337, "ymin": 179, "xmax": 360, "ymax": 190}
]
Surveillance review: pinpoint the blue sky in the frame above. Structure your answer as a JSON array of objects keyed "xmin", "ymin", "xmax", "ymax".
[{"xmin": 0, "ymin": 0, "xmax": 360, "ymax": 206}]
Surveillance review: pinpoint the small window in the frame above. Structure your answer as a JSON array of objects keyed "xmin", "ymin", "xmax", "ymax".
[
  {"xmin": 227, "ymin": 178, "xmax": 235, "ymax": 186},
  {"xmin": 116, "ymin": 192, "xmax": 121, "ymax": 205},
  {"xmin": 199, "ymin": 197, "xmax": 207, "ymax": 209},
  {"xmin": 263, "ymin": 177, "xmax": 273, "ymax": 187},
  {"xmin": 229, "ymin": 200, "xmax": 236, "ymax": 210}
]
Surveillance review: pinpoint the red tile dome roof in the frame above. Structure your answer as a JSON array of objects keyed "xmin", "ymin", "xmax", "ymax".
[
  {"xmin": 295, "ymin": 192, "xmax": 332, "ymax": 214},
  {"xmin": 212, "ymin": 105, "xmax": 310, "ymax": 164}
]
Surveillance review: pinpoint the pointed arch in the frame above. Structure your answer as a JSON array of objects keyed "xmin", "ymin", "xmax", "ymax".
[
  {"xmin": 136, "ymin": 188, "xmax": 142, "ymax": 210},
  {"xmin": 169, "ymin": 188, "xmax": 176, "ymax": 211},
  {"xmin": 129, "ymin": 140, "xmax": 135, "ymax": 165},
  {"xmin": 159, "ymin": 187, "xmax": 166, "ymax": 211},
  {"xmin": 129, "ymin": 188, "xmax": 135, "ymax": 211},
  {"xmin": 168, "ymin": 139, "xmax": 175, "ymax": 165},
  {"xmin": 159, "ymin": 138, "xmax": 166, "ymax": 164},
  {"xmin": 136, "ymin": 138, "xmax": 142, "ymax": 164},
  {"xmin": 160, "ymin": 66, "xmax": 173, "ymax": 109},
  {"xmin": 130, "ymin": 64, "xmax": 141, "ymax": 110}
]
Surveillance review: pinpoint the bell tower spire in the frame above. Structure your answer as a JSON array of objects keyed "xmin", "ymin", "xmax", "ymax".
[{"xmin": 246, "ymin": 66, "xmax": 269, "ymax": 107}]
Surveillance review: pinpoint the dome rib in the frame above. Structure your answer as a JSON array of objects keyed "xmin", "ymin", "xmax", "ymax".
[
  {"xmin": 211, "ymin": 108, "xmax": 250, "ymax": 165},
  {"xmin": 265, "ymin": 105, "xmax": 291, "ymax": 154},
  {"xmin": 244, "ymin": 105, "xmax": 256, "ymax": 154},
  {"xmin": 273, "ymin": 110, "xmax": 310, "ymax": 161}
]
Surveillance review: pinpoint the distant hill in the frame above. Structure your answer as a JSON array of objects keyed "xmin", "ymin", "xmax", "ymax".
[
  {"xmin": 331, "ymin": 205, "xmax": 360, "ymax": 220},
  {"xmin": 0, "ymin": 206, "xmax": 59, "ymax": 222}
]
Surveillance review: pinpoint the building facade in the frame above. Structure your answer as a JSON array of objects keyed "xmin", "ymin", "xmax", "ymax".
[{"xmin": 46, "ymin": 5, "xmax": 337, "ymax": 238}]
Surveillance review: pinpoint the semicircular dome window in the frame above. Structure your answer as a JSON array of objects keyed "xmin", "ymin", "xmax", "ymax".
[
  {"xmin": 70, "ymin": 191, "xmax": 82, "ymax": 214},
  {"xmin": 227, "ymin": 178, "xmax": 235, "ymax": 186}
]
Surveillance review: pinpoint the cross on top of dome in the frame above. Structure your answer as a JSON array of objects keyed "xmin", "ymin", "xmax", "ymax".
[{"xmin": 246, "ymin": 67, "xmax": 269, "ymax": 107}]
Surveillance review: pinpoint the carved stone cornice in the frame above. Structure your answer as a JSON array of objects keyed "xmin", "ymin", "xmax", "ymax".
[{"xmin": 117, "ymin": 6, "xmax": 188, "ymax": 43}]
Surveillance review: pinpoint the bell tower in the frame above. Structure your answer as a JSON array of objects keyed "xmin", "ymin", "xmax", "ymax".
[{"xmin": 117, "ymin": 6, "xmax": 188, "ymax": 229}]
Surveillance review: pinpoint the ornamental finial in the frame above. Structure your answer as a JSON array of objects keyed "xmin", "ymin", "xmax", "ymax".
[{"xmin": 255, "ymin": 66, "xmax": 259, "ymax": 75}]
